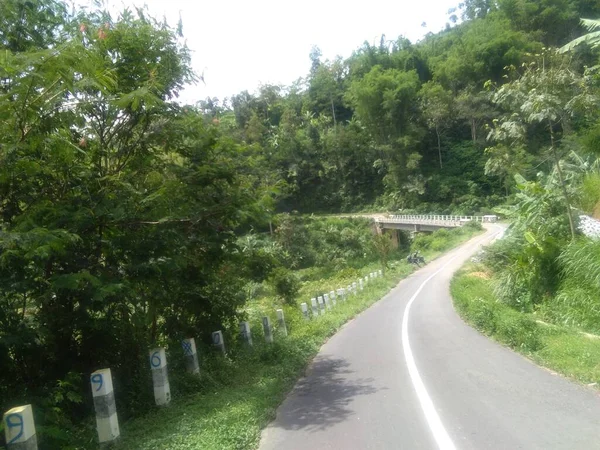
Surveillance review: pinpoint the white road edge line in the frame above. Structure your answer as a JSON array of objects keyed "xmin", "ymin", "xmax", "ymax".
[{"xmin": 401, "ymin": 227, "xmax": 502, "ymax": 450}]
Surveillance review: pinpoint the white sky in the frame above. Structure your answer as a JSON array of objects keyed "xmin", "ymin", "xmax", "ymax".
[{"xmin": 81, "ymin": 0, "xmax": 459, "ymax": 103}]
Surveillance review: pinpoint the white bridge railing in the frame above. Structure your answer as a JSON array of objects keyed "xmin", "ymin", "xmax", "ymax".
[{"xmin": 376, "ymin": 215, "xmax": 497, "ymax": 227}]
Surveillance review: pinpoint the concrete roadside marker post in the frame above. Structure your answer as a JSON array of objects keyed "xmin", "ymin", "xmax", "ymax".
[
  {"xmin": 90, "ymin": 368, "xmax": 120, "ymax": 444},
  {"xmin": 212, "ymin": 330, "xmax": 226, "ymax": 355},
  {"xmin": 317, "ymin": 296, "xmax": 325, "ymax": 314},
  {"xmin": 359, "ymin": 279, "xmax": 363, "ymax": 290},
  {"xmin": 352, "ymin": 282, "xmax": 357, "ymax": 295},
  {"xmin": 263, "ymin": 316, "xmax": 273, "ymax": 343},
  {"xmin": 330, "ymin": 290, "xmax": 337, "ymax": 306},
  {"xmin": 4, "ymin": 405, "xmax": 37, "ymax": 450},
  {"xmin": 311, "ymin": 298, "xmax": 318, "ymax": 316},
  {"xmin": 324, "ymin": 293, "xmax": 331, "ymax": 310},
  {"xmin": 276, "ymin": 309, "xmax": 288, "ymax": 336},
  {"xmin": 239, "ymin": 321, "xmax": 253, "ymax": 345},
  {"xmin": 301, "ymin": 302, "xmax": 310, "ymax": 320},
  {"xmin": 149, "ymin": 348, "xmax": 171, "ymax": 406},
  {"xmin": 181, "ymin": 338, "xmax": 200, "ymax": 375},
  {"xmin": 378, "ymin": 269, "xmax": 383, "ymax": 277}
]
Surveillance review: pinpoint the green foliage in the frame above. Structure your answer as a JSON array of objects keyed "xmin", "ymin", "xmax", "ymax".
[{"xmin": 268, "ymin": 267, "xmax": 301, "ymax": 305}]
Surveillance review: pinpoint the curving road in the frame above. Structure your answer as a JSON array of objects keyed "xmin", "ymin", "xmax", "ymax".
[{"xmin": 259, "ymin": 225, "xmax": 600, "ymax": 450}]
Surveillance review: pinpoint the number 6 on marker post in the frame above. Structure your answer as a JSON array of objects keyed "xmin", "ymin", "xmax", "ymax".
[{"xmin": 3, "ymin": 404, "xmax": 37, "ymax": 448}]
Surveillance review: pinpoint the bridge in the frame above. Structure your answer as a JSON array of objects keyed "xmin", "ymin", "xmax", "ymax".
[{"xmin": 375, "ymin": 214, "xmax": 497, "ymax": 232}]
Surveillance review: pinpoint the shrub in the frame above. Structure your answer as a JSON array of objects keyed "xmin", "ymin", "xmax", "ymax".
[{"xmin": 268, "ymin": 267, "xmax": 301, "ymax": 305}]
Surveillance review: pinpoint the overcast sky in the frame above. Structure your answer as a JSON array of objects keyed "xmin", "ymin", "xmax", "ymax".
[{"xmin": 81, "ymin": 0, "xmax": 459, "ymax": 102}]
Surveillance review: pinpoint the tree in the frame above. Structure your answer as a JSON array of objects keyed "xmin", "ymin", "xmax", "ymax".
[
  {"xmin": 487, "ymin": 52, "xmax": 598, "ymax": 238},
  {"xmin": 420, "ymin": 81, "xmax": 453, "ymax": 168}
]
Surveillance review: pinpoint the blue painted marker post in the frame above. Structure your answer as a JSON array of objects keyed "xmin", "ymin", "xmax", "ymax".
[
  {"xmin": 276, "ymin": 309, "xmax": 288, "ymax": 336},
  {"xmin": 262, "ymin": 316, "xmax": 273, "ymax": 343},
  {"xmin": 90, "ymin": 368, "xmax": 120, "ymax": 444},
  {"xmin": 311, "ymin": 298, "xmax": 319, "ymax": 316},
  {"xmin": 239, "ymin": 322, "xmax": 253, "ymax": 345},
  {"xmin": 301, "ymin": 302, "xmax": 310, "ymax": 320},
  {"xmin": 212, "ymin": 331, "xmax": 226, "ymax": 355},
  {"xmin": 3, "ymin": 405, "xmax": 37, "ymax": 450},
  {"xmin": 182, "ymin": 338, "xmax": 200, "ymax": 375},
  {"xmin": 149, "ymin": 348, "xmax": 171, "ymax": 406}
]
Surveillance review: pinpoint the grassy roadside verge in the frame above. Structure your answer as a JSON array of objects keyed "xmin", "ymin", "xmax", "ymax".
[
  {"xmin": 94, "ymin": 227, "xmax": 483, "ymax": 450},
  {"xmin": 451, "ymin": 265, "xmax": 600, "ymax": 387}
]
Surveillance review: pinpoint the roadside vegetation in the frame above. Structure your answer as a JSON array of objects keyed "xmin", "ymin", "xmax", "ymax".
[
  {"xmin": 108, "ymin": 223, "xmax": 483, "ymax": 450},
  {"xmin": 452, "ymin": 265, "xmax": 600, "ymax": 387},
  {"xmin": 4, "ymin": 0, "xmax": 600, "ymax": 447}
]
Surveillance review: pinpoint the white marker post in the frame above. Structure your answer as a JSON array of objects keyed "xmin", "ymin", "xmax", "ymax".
[
  {"xmin": 359, "ymin": 279, "xmax": 363, "ymax": 290},
  {"xmin": 276, "ymin": 309, "xmax": 288, "ymax": 336},
  {"xmin": 239, "ymin": 321, "xmax": 253, "ymax": 345},
  {"xmin": 379, "ymin": 269, "xmax": 383, "ymax": 277},
  {"xmin": 301, "ymin": 302, "xmax": 310, "ymax": 320},
  {"xmin": 90, "ymin": 369, "xmax": 120, "ymax": 444},
  {"xmin": 324, "ymin": 293, "xmax": 331, "ymax": 310},
  {"xmin": 352, "ymin": 282, "xmax": 357, "ymax": 294},
  {"xmin": 330, "ymin": 290, "xmax": 337, "ymax": 306},
  {"xmin": 262, "ymin": 316, "xmax": 273, "ymax": 343},
  {"xmin": 311, "ymin": 298, "xmax": 319, "ymax": 316},
  {"xmin": 212, "ymin": 331, "xmax": 226, "ymax": 355},
  {"xmin": 181, "ymin": 338, "xmax": 200, "ymax": 375},
  {"xmin": 317, "ymin": 296, "xmax": 325, "ymax": 314},
  {"xmin": 3, "ymin": 405, "xmax": 37, "ymax": 450},
  {"xmin": 149, "ymin": 348, "xmax": 170, "ymax": 406}
]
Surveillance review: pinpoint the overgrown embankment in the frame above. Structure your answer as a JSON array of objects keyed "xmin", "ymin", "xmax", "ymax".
[
  {"xmin": 98, "ymin": 223, "xmax": 483, "ymax": 450},
  {"xmin": 452, "ymin": 264, "xmax": 600, "ymax": 388}
]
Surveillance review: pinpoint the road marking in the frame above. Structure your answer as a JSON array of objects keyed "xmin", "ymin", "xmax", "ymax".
[{"xmin": 401, "ymin": 228, "xmax": 502, "ymax": 450}]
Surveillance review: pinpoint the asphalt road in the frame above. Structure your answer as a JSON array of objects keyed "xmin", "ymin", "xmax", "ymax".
[{"xmin": 259, "ymin": 225, "xmax": 600, "ymax": 450}]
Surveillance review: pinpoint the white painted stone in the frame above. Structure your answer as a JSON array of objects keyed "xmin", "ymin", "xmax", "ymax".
[
  {"xmin": 311, "ymin": 298, "xmax": 318, "ymax": 316},
  {"xmin": 239, "ymin": 322, "xmax": 253, "ymax": 345},
  {"xmin": 276, "ymin": 309, "xmax": 288, "ymax": 336},
  {"xmin": 263, "ymin": 316, "xmax": 273, "ymax": 343},
  {"xmin": 212, "ymin": 330, "xmax": 226, "ymax": 354},
  {"xmin": 90, "ymin": 368, "xmax": 120, "ymax": 443},
  {"xmin": 4, "ymin": 404, "xmax": 36, "ymax": 448},
  {"xmin": 301, "ymin": 302, "xmax": 310, "ymax": 320},
  {"xmin": 96, "ymin": 415, "xmax": 120, "ymax": 444},
  {"xmin": 149, "ymin": 348, "xmax": 170, "ymax": 406},
  {"xmin": 181, "ymin": 338, "xmax": 200, "ymax": 375},
  {"xmin": 317, "ymin": 296, "xmax": 325, "ymax": 314},
  {"xmin": 90, "ymin": 368, "xmax": 114, "ymax": 398}
]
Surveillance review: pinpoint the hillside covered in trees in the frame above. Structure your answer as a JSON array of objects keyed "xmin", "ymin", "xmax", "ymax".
[
  {"xmin": 3, "ymin": 0, "xmax": 600, "ymax": 447},
  {"xmin": 201, "ymin": 0, "xmax": 600, "ymax": 213}
]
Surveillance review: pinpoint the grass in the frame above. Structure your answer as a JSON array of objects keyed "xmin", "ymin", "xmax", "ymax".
[
  {"xmin": 74, "ymin": 226, "xmax": 483, "ymax": 450},
  {"xmin": 451, "ymin": 265, "xmax": 600, "ymax": 388}
]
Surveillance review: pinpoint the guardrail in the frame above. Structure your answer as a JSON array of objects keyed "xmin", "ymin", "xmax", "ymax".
[{"xmin": 376, "ymin": 215, "xmax": 497, "ymax": 225}]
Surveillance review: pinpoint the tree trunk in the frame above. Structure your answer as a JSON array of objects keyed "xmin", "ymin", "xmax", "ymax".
[
  {"xmin": 549, "ymin": 120, "xmax": 575, "ymax": 240},
  {"xmin": 436, "ymin": 124, "xmax": 442, "ymax": 168},
  {"xmin": 331, "ymin": 97, "xmax": 337, "ymax": 127},
  {"xmin": 471, "ymin": 118, "xmax": 477, "ymax": 142}
]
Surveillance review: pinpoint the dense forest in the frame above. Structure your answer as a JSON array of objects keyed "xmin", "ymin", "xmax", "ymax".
[{"xmin": 3, "ymin": 0, "xmax": 600, "ymax": 447}]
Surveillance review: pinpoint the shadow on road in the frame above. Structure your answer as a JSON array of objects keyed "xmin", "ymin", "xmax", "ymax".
[{"xmin": 272, "ymin": 355, "xmax": 382, "ymax": 432}]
